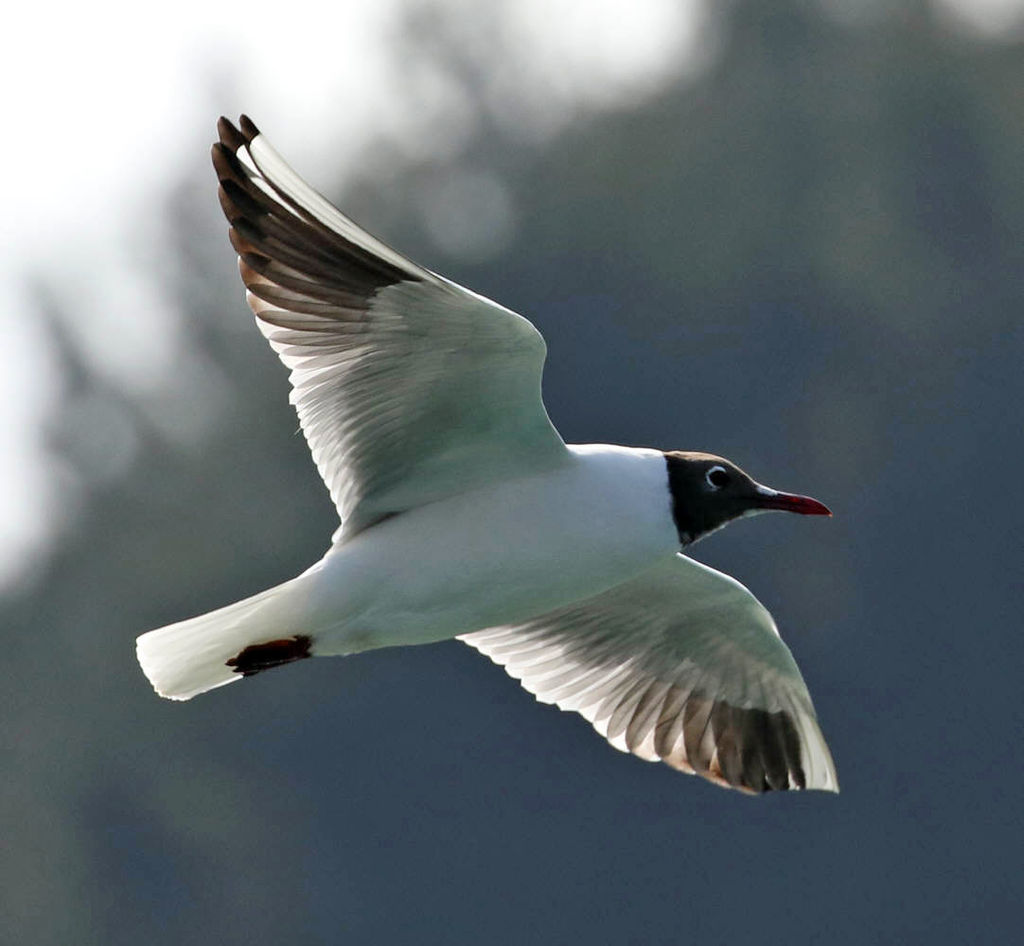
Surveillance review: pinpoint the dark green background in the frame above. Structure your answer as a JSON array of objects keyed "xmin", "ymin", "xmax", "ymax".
[{"xmin": 7, "ymin": 1, "xmax": 1022, "ymax": 942}]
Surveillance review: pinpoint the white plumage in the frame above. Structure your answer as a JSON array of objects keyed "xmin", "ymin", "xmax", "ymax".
[{"xmin": 136, "ymin": 116, "xmax": 837, "ymax": 794}]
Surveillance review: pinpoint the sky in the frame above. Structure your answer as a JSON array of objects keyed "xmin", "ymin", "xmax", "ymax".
[
  {"xmin": 3, "ymin": 0, "xmax": 1022, "ymax": 591},
  {"xmin": 3, "ymin": 0, "xmax": 706, "ymax": 589}
]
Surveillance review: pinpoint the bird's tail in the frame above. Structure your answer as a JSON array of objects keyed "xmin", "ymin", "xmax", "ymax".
[{"xmin": 136, "ymin": 579, "xmax": 309, "ymax": 701}]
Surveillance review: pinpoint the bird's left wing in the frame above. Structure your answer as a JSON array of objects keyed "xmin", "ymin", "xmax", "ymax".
[
  {"xmin": 460, "ymin": 554, "xmax": 837, "ymax": 794},
  {"xmin": 213, "ymin": 116, "xmax": 568, "ymax": 537}
]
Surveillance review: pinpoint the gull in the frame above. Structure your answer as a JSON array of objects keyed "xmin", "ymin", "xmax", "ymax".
[{"xmin": 137, "ymin": 115, "xmax": 838, "ymax": 794}]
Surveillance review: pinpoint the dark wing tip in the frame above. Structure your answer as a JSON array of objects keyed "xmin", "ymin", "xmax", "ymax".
[
  {"xmin": 217, "ymin": 116, "xmax": 247, "ymax": 152},
  {"xmin": 724, "ymin": 705, "xmax": 807, "ymax": 794},
  {"xmin": 672, "ymin": 693, "xmax": 807, "ymax": 794},
  {"xmin": 209, "ymin": 111, "xmax": 422, "ymax": 317},
  {"xmin": 239, "ymin": 114, "xmax": 261, "ymax": 142},
  {"xmin": 210, "ymin": 140, "xmax": 242, "ymax": 189},
  {"xmin": 215, "ymin": 115, "xmax": 260, "ymax": 152}
]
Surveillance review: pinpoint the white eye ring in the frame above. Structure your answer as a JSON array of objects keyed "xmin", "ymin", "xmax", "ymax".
[{"xmin": 705, "ymin": 465, "xmax": 729, "ymax": 489}]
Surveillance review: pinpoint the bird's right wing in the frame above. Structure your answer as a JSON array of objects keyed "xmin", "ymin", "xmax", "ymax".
[
  {"xmin": 460, "ymin": 554, "xmax": 837, "ymax": 794},
  {"xmin": 213, "ymin": 116, "xmax": 569, "ymax": 537}
]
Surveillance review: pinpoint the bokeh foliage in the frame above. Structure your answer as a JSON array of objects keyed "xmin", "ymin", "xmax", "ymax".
[{"xmin": 4, "ymin": 1, "xmax": 1022, "ymax": 942}]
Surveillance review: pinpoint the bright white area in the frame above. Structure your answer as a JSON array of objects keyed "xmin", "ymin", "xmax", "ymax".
[
  {"xmin": 0, "ymin": 0, "xmax": 707, "ymax": 590},
  {"xmin": 933, "ymin": 0, "xmax": 1024, "ymax": 35}
]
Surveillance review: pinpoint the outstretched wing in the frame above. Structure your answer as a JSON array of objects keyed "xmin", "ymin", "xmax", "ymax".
[
  {"xmin": 460, "ymin": 554, "xmax": 837, "ymax": 794},
  {"xmin": 213, "ymin": 116, "xmax": 568, "ymax": 537}
]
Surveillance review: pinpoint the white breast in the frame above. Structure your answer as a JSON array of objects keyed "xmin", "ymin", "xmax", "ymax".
[{"xmin": 301, "ymin": 444, "xmax": 679, "ymax": 654}]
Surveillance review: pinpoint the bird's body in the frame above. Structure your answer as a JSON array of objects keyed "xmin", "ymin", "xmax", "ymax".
[
  {"xmin": 137, "ymin": 116, "xmax": 839, "ymax": 794},
  {"xmin": 294, "ymin": 444, "xmax": 676, "ymax": 654}
]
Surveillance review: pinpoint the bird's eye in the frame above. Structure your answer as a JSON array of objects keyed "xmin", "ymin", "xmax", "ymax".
[{"xmin": 706, "ymin": 466, "xmax": 730, "ymax": 489}]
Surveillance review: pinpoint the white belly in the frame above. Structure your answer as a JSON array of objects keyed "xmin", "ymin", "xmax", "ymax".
[{"xmin": 298, "ymin": 445, "xmax": 679, "ymax": 654}]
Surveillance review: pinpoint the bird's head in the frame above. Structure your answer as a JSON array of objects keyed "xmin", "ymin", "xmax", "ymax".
[{"xmin": 664, "ymin": 451, "xmax": 831, "ymax": 546}]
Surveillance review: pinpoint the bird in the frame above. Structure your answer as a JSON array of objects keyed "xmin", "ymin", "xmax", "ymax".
[{"xmin": 136, "ymin": 115, "xmax": 838, "ymax": 795}]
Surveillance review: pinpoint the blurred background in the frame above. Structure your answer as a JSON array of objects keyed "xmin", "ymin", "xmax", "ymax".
[{"xmin": 4, "ymin": 0, "xmax": 1023, "ymax": 942}]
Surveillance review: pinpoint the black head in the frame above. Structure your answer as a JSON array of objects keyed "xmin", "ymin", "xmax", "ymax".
[{"xmin": 664, "ymin": 451, "xmax": 831, "ymax": 546}]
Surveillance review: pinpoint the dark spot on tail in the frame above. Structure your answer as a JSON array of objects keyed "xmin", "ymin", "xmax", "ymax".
[{"xmin": 227, "ymin": 636, "xmax": 312, "ymax": 677}]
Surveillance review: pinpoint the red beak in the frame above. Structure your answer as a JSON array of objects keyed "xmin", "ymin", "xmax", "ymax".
[{"xmin": 756, "ymin": 489, "xmax": 832, "ymax": 517}]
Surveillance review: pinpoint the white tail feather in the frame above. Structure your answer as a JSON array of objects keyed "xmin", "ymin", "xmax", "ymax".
[{"xmin": 136, "ymin": 581, "xmax": 297, "ymax": 701}]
